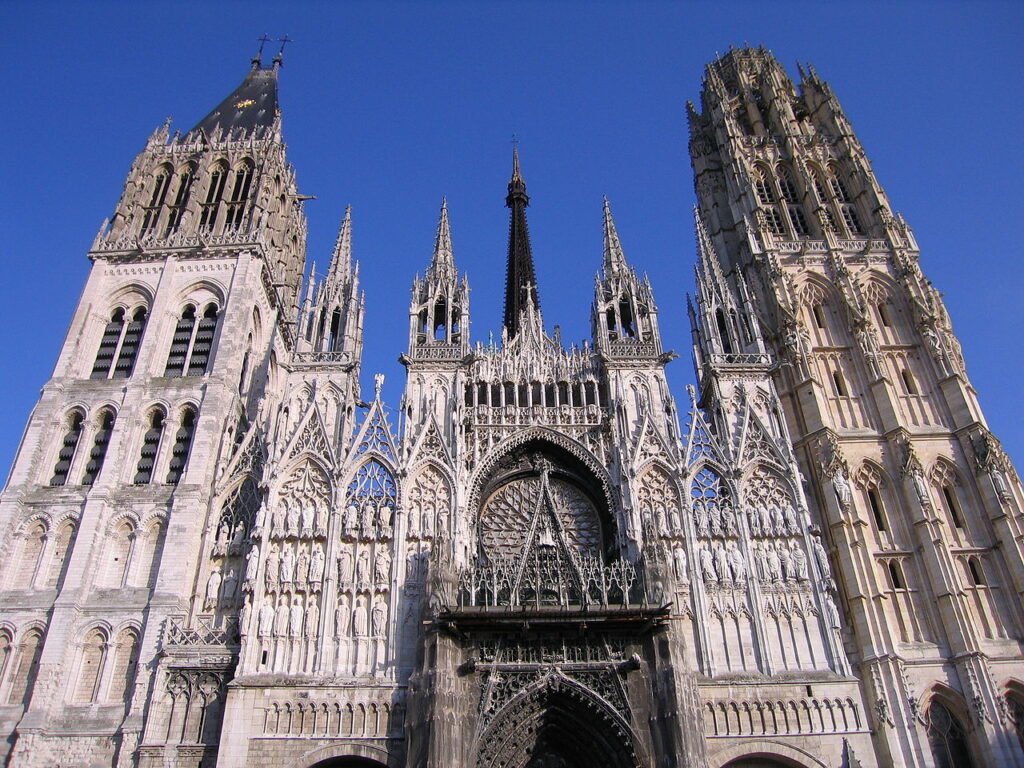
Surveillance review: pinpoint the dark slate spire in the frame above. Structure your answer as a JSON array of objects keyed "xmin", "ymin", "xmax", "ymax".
[
  {"xmin": 503, "ymin": 146, "xmax": 540, "ymax": 338},
  {"xmin": 189, "ymin": 60, "xmax": 280, "ymax": 138}
]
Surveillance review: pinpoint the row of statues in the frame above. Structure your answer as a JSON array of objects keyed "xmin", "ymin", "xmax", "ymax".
[
  {"xmin": 249, "ymin": 593, "xmax": 389, "ymax": 640},
  {"xmin": 342, "ymin": 501, "xmax": 393, "ymax": 541},
  {"xmin": 260, "ymin": 543, "xmax": 326, "ymax": 594},
  {"xmin": 338, "ymin": 545, "xmax": 392, "ymax": 586},
  {"xmin": 256, "ymin": 500, "xmax": 329, "ymax": 541}
]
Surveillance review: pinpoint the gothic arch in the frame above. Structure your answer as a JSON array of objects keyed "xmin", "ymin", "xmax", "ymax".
[
  {"xmin": 710, "ymin": 739, "xmax": 827, "ymax": 768},
  {"xmin": 106, "ymin": 282, "xmax": 155, "ymax": 311},
  {"xmin": 741, "ymin": 462, "xmax": 796, "ymax": 507},
  {"xmin": 287, "ymin": 742, "xmax": 398, "ymax": 768},
  {"xmin": 173, "ymin": 279, "xmax": 226, "ymax": 309},
  {"xmin": 475, "ymin": 673, "xmax": 644, "ymax": 768},
  {"xmin": 468, "ymin": 427, "xmax": 618, "ymax": 525},
  {"xmin": 272, "ymin": 456, "xmax": 334, "ymax": 501}
]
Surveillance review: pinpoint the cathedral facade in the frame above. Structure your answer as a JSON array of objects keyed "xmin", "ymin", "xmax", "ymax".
[{"xmin": 0, "ymin": 47, "xmax": 1022, "ymax": 768}]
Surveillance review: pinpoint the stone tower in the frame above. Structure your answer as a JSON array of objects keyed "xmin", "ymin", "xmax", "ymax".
[{"xmin": 688, "ymin": 46, "xmax": 1024, "ymax": 767}]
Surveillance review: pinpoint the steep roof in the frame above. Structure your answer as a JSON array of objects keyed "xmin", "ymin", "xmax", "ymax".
[{"xmin": 189, "ymin": 64, "xmax": 279, "ymax": 137}]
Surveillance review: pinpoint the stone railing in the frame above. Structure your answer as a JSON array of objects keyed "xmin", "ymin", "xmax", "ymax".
[
  {"xmin": 606, "ymin": 340, "xmax": 659, "ymax": 358},
  {"xmin": 409, "ymin": 344, "xmax": 465, "ymax": 361},
  {"xmin": 165, "ymin": 614, "xmax": 238, "ymax": 647},
  {"xmin": 292, "ymin": 350, "xmax": 354, "ymax": 366},
  {"xmin": 466, "ymin": 405, "xmax": 606, "ymax": 429},
  {"xmin": 91, "ymin": 225, "xmax": 268, "ymax": 255},
  {"xmin": 457, "ymin": 554, "xmax": 643, "ymax": 609},
  {"xmin": 709, "ymin": 352, "xmax": 772, "ymax": 366}
]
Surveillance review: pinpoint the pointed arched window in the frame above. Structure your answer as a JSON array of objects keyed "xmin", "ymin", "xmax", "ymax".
[
  {"xmin": 5, "ymin": 629, "xmax": 43, "ymax": 707},
  {"xmin": 50, "ymin": 409, "xmax": 85, "ymax": 486},
  {"xmin": 927, "ymin": 701, "xmax": 975, "ymax": 768},
  {"xmin": 867, "ymin": 487, "xmax": 887, "ymax": 531},
  {"xmin": 941, "ymin": 484, "xmax": 964, "ymax": 529},
  {"xmin": 778, "ymin": 165, "xmax": 809, "ymax": 235},
  {"xmin": 224, "ymin": 160, "xmax": 254, "ymax": 229},
  {"xmin": 165, "ymin": 303, "xmax": 219, "ymax": 377},
  {"xmin": 164, "ymin": 165, "xmax": 194, "ymax": 235},
  {"xmin": 134, "ymin": 408, "xmax": 165, "ymax": 485},
  {"xmin": 45, "ymin": 520, "xmax": 76, "ymax": 589},
  {"xmin": 165, "ymin": 407, "xmax": 197, "ymax": 484},
  {"xmin": 0, "ymin": 631, "xmax": 11, "ymax": 693},
  {"xmin": 112, "ymin": 307, "xmax": 147, "ymax": 378},
  {"xmin": 82, "ymin": 408, "xmax": 115, "ymax": 486},
  {"xmin": 91, "ymin": 308, "xmax": 125, "ymax": 379},
  {"xmin": 140, "ymin": 166, "xmax": 172, "ymax": 235},
  {"xmin": 888, "ymin": 561, "xmax": 904, "ymax": 589},
  {"xmin": 74, "ymin": 629, "xmax": 107, "ymax": 703},
  {"xmin": 753, "ymin": 166, "xmax": 785, "ymax": 235},
  {"xmin": 199, "ymin": 161, "xmax": 228, "ymax": 231},
  {"xmin": 165, "ymin": 305, "xmax": 196, "ymax": 376},
  {"xmin": 91, "ymin": 306, "xmax": 147, "ymax": 379},
  {"xmin": 105, "ymin": 629, "xmax": 139, "ymax": 705},
  {"xmin": 106, "ymin": 520, "xmax": 135, "ymax": 587},
  {"xmin": 11, "ymin": 522, "xmax": 46, "ymax": 589},
  {"xmin": 188, "ymin": 304, "xmax": 219, "ymax": 375}
]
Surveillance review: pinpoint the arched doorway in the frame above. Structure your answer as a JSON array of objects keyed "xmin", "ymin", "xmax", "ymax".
[
  {"xmin": 477, "ymin": 674, "xmax": 640, "ymax": 768},
  {"xmin": 310, "ymin": 759, "xmax": 387, "ymax": 768},
  {"xmin": 724, "ymin": 758, "xmax": 806, "ymax": 768}
]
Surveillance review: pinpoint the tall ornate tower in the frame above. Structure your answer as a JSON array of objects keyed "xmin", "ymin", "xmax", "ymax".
[
  {"xmin": 688, "ymin": 46, "xmax": 1024, "ymax": 767},
  {"xmin": 0, "ymin": 50, "xmax": 311, "ymax": 765}
]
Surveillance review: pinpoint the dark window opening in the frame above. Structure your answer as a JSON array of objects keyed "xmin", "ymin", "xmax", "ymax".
[
  {"xmin": 225, "ymin": 163, "xmax": 254, "ymax": 229},
  {"xmin": 789, "ymin": 204, "xmax": 810, "ymax": 235},
  {"xmin": 868, "ymin": 488, "xmax": 886, "ymax": 531},
  {"xmin": 82, "ymin": 410, "xmax": 115, "ymax": 486},
  {"xmin": 877, "ymin": 302, "xmax": 892, "ymax": 328},
  {"xmin": 927, "ymin": 702, "xmax": 975, "ymax": 768},
  {"xmin": 832, "ymin": 370, "xmax": 848, "ymax": 397},
  {"xmin": 328, "ymin": 310, "xmax": 341, "ymax": 351},
  {"xmin": 619, "ymin": 299, "xmax": 635, "ymax": 337},
  {"xmin": 140, "ymin": 171, "xmax": 171, "ymax": 235},
  {"xmin": 166, "ymin": 409, "xmax": 196, "ymax": 484},
  {"xmin": 812, "ymin": 304, "xmax": 827, "ymax": 329},
  {"xmin": 715, "ymin": 308, "xmax": 734, "ymax": 355},
  {"xmin": 50, "ymin": 411, "xmax": 84, "ymax": 486},
  {"xmin": 888, "ymin": 561, "xmax": 904, "ymax": 589},
  {"xmin": 199, "ymin": 164, "xmax": 228, "ymax": 231},
  {"xmin": 968, "ymin": 558, "xmax": 985, "ymax": 586},
  {"xmin": 901, "ymin": 368, "xmax": 919, "ymax": 395},
  {"xmin": 91, "ymin": 308, "xmax": 125, "ymax": 379},
  {"xmin": 112, "ymin": 307, "xmax": 146, "ymax": 379},
  {"xmin": 942, "ymin": 486, "xmax": 963, "ymax": 529},
  {"xmin": 186, "ymin": 304, "xmax": 218, "ymax": 375},
  {"xmin": 433, "ymin": 300, "xmax": 447, "ymax": 341},
  {"xmin": 165, "ymin": 305, "xmax": 196, "ymax": 376},
  {"xmin": 164, "ymin": 169, "xmax": 194, "ymax": 235},
  {"xmin": 134, "ymin": 410, "xmax": 165, "ymax": 484}
]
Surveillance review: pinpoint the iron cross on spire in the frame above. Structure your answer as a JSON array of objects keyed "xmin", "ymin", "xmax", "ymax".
[
  {"xmin": 252, "ymin": 34, "xmax": 271, "ymax": 67},
  {"xmin": 274, "ymin": 35, "xmax": 293, "ymax": 66}
]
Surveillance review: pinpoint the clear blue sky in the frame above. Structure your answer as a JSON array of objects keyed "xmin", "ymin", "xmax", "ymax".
[{"xmin": 1, "ymin": 1, "xmax": 1022, "ymax": 475}]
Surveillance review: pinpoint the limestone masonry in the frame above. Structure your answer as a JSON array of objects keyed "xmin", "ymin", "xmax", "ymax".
[{"xmin": 0, "ymin": 46, "xmax": 1021, "ymax": 768}]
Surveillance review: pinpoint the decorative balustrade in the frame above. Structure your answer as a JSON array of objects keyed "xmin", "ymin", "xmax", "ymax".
[
  {"xmin": 606, "ymin": 340, "xmax": 659, "ymax": 358},
  {"xmin": 708, "ymin": 352, "xmax": 772, "ymax": 366},
  {"xmin": 91, "ymin": 225, "xmax": 268, "ymax": 255},
  {"xmin": 410, "ymin": 344, "xmax": 465, "ymax": 361},
  {"xmin": 165, "ymin": 614, "xmax": 238, "ymax": 647},
  {"xmin": 457, "ymin": 553, "xmax": 643, "ymax": 610},
  {"xmin": 292, "ymin": 350, "xmax": 354, "ymax": 366},
  {"xmin": 467, "ymin": 405, "xmax": 606, "ymax": 429}
]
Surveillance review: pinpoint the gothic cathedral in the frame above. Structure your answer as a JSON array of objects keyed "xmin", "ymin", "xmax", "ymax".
[{"xmin": 0, "ymin": 46, "xmax": 1021, "ymax": 768}]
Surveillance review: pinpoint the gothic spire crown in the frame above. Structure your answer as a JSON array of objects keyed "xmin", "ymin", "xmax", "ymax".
[
  {"xmin": 428, "ymin": 198, "xmax": 456, "ymax": 282},
  {"xmin": 189, "ymin": 58, "xmax": 281, "ymax": 139},
  {"xmin": 503, "ymin": 146, "xmax": 541, "ymax": 339}
]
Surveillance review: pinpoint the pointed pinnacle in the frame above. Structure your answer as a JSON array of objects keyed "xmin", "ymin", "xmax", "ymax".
[
  {"xmin": 329, "ymin": 206, "xmax": 353, "ymax": 280},
  {"xmin": 602, "ymin": 196, "xmax": 627, "ymax": 274},
  {"xmin": 431, "ymin": 197, "xmax": 454, "ymax": 276}
]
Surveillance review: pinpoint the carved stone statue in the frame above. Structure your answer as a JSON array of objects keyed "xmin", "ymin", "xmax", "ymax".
[
  {"xmin": 274, "ymin": 598, "xmax": 289, "ymax": 637},
  {"xmin": 288, "ymin": 597, "xmax": 303, "ymax": 638},
  {"xmin": 673, "ymin": 545, "xmax": 688, "ymax": 583},
  {"xmin": 726, "ymin": 542, "xmax": 746, "ymax": 582},
  {"xmin": 375, "ymin": 548, "xmax": 392, "ymax": 584},
  {"xmin": 296, "ymin": 548, "xmax": 310, "ymax": 590},
  {"xmin": 378, "ymin": 505, "xmax": 393, "ymax": 539},
  {"xmin": 205, "ymin": 568, "xmax": 222, "ymax": 609},
  {"xmin": 911, "ymin": 471, "xmax": 930, "ymax": 507},
  {"xmin": 336, "ymin": 593, "xmax": 351, "ymax": 636},
  {"xmin": 265, "ymin": 546, "xmax": 280, "ymax": 592},
  {"xmin": 354, "ymin": 596, "xmax": 369, "ymax": 637},
  {"xmin": 279, "ymin": 546, "xmax": 295, "ymax": 586},
  {"xmin": 791, "ymin": 545, "xmax": 808, "ymax": 580},
  {"xmin": 309, "ymin": 545, "xmax": 325, "ymax": 589},
  {"xmin": 258, "ymin": 602, "xmax": 275, "ymax": 638},
  {"xmin": 356, "ymin": 549, "xmax": 370, "ymax": 584},
  {"xmin": 344, "ymin": 504, "xmax": 359, "ymax": 538},
  {"xmin": 245, "ymin": 543, "xmax": 260, "ymax": 586},
  {"xmin": 699, "ymin": 546, "xmax": 716, "ymax": 582},
  {"xmin": 832, "ymin": 468, "xmax": 852, "ymax": 507},
  {"xmin": 300, "ymin": 504, "xmax": 315, "ymax": 538},
  {"xmin": 713, "ymin": 544, "xmax": 730, "ymax": 582},
  {"xmin": 222, "ymin": 568, "xmax": 238, "ymax": 603},
  {"xmin": 338, "ymin": 548, "xmax": 353, "ymax": 583},
  {"xmin": 812, "ymin": 537, "xmax": 831, "ymax": 580},
  {"xmin": 766, "ymin": 545, "xmax": 782, "ymax": 581},
  {"xmin": 304, "ymin": 598, "xmax": 320, "ymax": 638},
  {"xmin": 372, "ymin": 597, "xmax": 387, "ymax": 636}
]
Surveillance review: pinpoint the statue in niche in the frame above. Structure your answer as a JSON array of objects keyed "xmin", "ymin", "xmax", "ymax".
[
  {"xmin": 722, "ymin": 506, "xmax": 737, "ymax": 537},
  {"xmin": 708, "ymin": 504, "xmax": 721, "ymax": 537},
  {"xmin": 755, "ymin": 544, "xmax": 769, "ymax": 580},
  {"xmin": 911, "ymin": 470, "xmax": 930, "ymax": 507},
  {"xmin": 668, "ymin": 506, "xmax": 683, "ymax": 534},
  {"xmin": 258, "ymin": 601, "xmax": 275, "ymax": 638},
  {"xmin": 271, "ymin": 504, "xmax": 286, "ymax": 537},
  {"xmin": 673, "ymin": 545, "xmax": 689, "ymax": 583},
  {"xmin": 437, "ymin": 511, "xmax": 449, "ymax": 539},
  {"xmin": 831, "ymin": 468, "xmax": 852, "ymax": 507},
  {"xmin": 699, "ymin": 546, "xmax": 716, "ymax": 582},
  {"xmin": 223, "ymin": 568, "xmax": 238, "ymax": 604},
  {"xmin": 354, "ymin": 596, "xmax": 369, "ymax": 637},
  {"xmin": 421, "ymin": 507, "xmax": 434, "ymax": 538},
  {"xmin": 727, "ymin": 542, "xmax": 746, "ymax": 582},
  {"xmin": 300, "ymin": 504, "xmax": 315, "ymax": 538},
  {"xmin": 244, "ymin": 544, "xmax": 260, "ymax": 590},
  {"xmin": 409, "ymin": 509, "xmax": 421, "ymax": 539},
  {"xmin": 344, "ymin": 504, "xmax": 358, "ymax": 538},
  {"xmin": 375, "ymin": 548, "xmax": 392, "ymax": 584},
  {"xmin": 778, "ymin": 542, "xmax": 792, "ymax": 580},
  {"xmin": 336, "ymin": 593, "xmax": 352, "ymax": 636},
  {"xmin": 205, "ymin": 568, "xmax": 222, "ymax": 610},
  {"xmin": 823, "ymin": 592, "xmax": 841, "ymax": 629},
  {"xmin": 372, "ymin": 597, "xmax": 387, "ymax": 636},
  {"xmin": 356, "ymin": 549, "xmax": 370, "ymax": 585},
  {"xmin": 407, "ymin": 551, "xmax": 421, "ymax": 582},
  {"xmin": 228, "ymin": 522, "xmax": 245, "ymax": 555},
  {"xmin": 769, "ymin": 506, "xmax": 784, "ymax": 536},
  {"xmin": 286, "ymin": 503, "xmax": 300, "ymax": 538},
  {"xmin": 289, "ymin": 597, "xmax": 303, "ymax": 638},
  {"xmin": 812, "ymin": 537, "xmax": 831, "ymax": 580},
  {"xmin": 279, "ymin": 546, "xmax": 295, "ymax": 587},
  {"xmin": 252, "ymin": 503, "xmax": 266, "ymax": 535},
  {"xmin": 714, "ymin": 544, "xmax": 729, "ymax": 582},
  {"xmin": 309, "ymin": 545, "xmax": 325, "ymax": 590},
  {"xmin": 315, "ymin": 503, "xmax": 328, "ymax": 537},
  {"xmin": 265, "ymin": 546, "xmax": 280, "ymax": 592},
  {"xmin": 360, "ymin": 503, "xmax": 374, "ymax": 540},
  {"xmin": 238, "ymin": 597, "xmax": 250, "ymax": 637},
  {"xmin": 338, "ymin": 548, "xmax": 353, "ymax": 583},
  {"xmin": 782, "ymin": 505, "xmax": 798, "ymax": 534},
  {"xmin": 296, "ymin": 548, "xmax": 310, "ymax": 590},
  {"xmin": 305, "ymin": 597, "xmax": 320, "ymax": 638},
  {"xmin": 791, "ymin": 544, "xmax": 808, "ymax": 580},
  {"xmin": 378, "ymin": 504, "xmax": 393, "ymax": 539},
  {"xmin": 747, "ymin": 506, "xmax": 762, "ymax": 538},
  {"xmin": 213, "ymin": 523, "xmax": 229, "ymax": 556},
  {"xmin": 274, "ymin": 597, "xmax": 289, "ymax": 636},
  {"xmin": 766, "ymin": 544, "xmax": 782, "ymax": 581},
  {"xmin": 694, "ymin": 504, "xmax": 709, "ymax": 538}
]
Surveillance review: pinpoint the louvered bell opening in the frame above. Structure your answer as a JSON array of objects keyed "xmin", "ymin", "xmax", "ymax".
[
  {"xmin": 111, "ymin": 322, "xmax": 144, "ymax": 378},
  {"xmin": 164, "ymin": 319, "xmax": 195, "ymax": 376},
  {"xmin": 134, "ymin": 428, "xmax": 161, "ymax": 484},
  {"xmin": 166, "ymin": 427, "xmax": 193, "ymax": 484},
  {"xmin": 186, "ymin": 353, "xmax": 209, "ymax": 376},
  {"xmin": 82, "ymin": 430, "xmax": 111, "ymax": 486},
  {"xmin": 91, "ymin": 323, "xmax": 122, "ymax": 378}
]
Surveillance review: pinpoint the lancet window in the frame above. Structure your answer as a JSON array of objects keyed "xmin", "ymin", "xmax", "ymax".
[
  {"xmin": 50, "ymin": 409, "xmax": 84, "ymax": 486},
  {"xmin": 74, "ymin": 629, "xmax": 107, "ymax": 703},
  {"xmin": 10, "ymin": 522, "xmax": 46, "ymax": 590},
  {"xmin": 134, "ymin": 408, "xmax": 165, "ymax": 484},
  {"xmin": 165, "ymin": 406, "xmax": 197, "ymax": 484},
  {"xmin": 105, "ymin": 628, "xmax": 139, "ymax": 705},
  {"xmin": 91, "ymin": 306, "xmax": 147, "ymax": 379},
  {"xmin": 165, "ymin": 303, "xmax": 219, "ymax": 376},
  {"xmin": 164, "ymin": 166, "xmax": 194, "ymax": 235},
  {"xmin": 199, "ymin": 161, "xmax": 229, "ymax": 231},
  {"xmin": 777, "ymin": 164, "xmax": 809, "ymax": 235},
  {"xmin": 5, "ymin": 629, "xmax": 43, "ymax": 706},
  {"xmin": 926, "ymin": 701, "xmax": 975, "ymax": 768},
  {"xmin": 44, "ymin": 520, "xmax": 76, "ymax": 589},
  {"xmin": 224, "ymin": 160, "xmax": 254, "ymax": 229},
  {"xmin": 140, "ymin": 166, "xmax": 172, "ymax": 235},
  {"xmin": 82, "ymin": 408, "xmax": 115, "ymax": 485}
]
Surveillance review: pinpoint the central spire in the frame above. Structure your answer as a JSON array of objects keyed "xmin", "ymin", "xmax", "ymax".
[{"xmin": 503, "ymin": 146, "xmax": 540, "ymax": 338}]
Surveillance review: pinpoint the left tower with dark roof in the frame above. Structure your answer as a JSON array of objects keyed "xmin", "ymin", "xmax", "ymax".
[{"xmin": 0, "ymin": 53, "xmax": 324, "ymax": 765}]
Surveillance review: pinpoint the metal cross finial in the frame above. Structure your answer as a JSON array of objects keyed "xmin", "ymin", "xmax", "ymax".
[
  {"xmin": 256, "ymin": 34, "xmax": 272, "ymax": 56},
  {"xmin": 511, "ymin": 133, "xmax": 519, "ymax": 148},
  {"xmin": 277, "ymin": 35, "xmax": 293, "ymax": 55}
]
